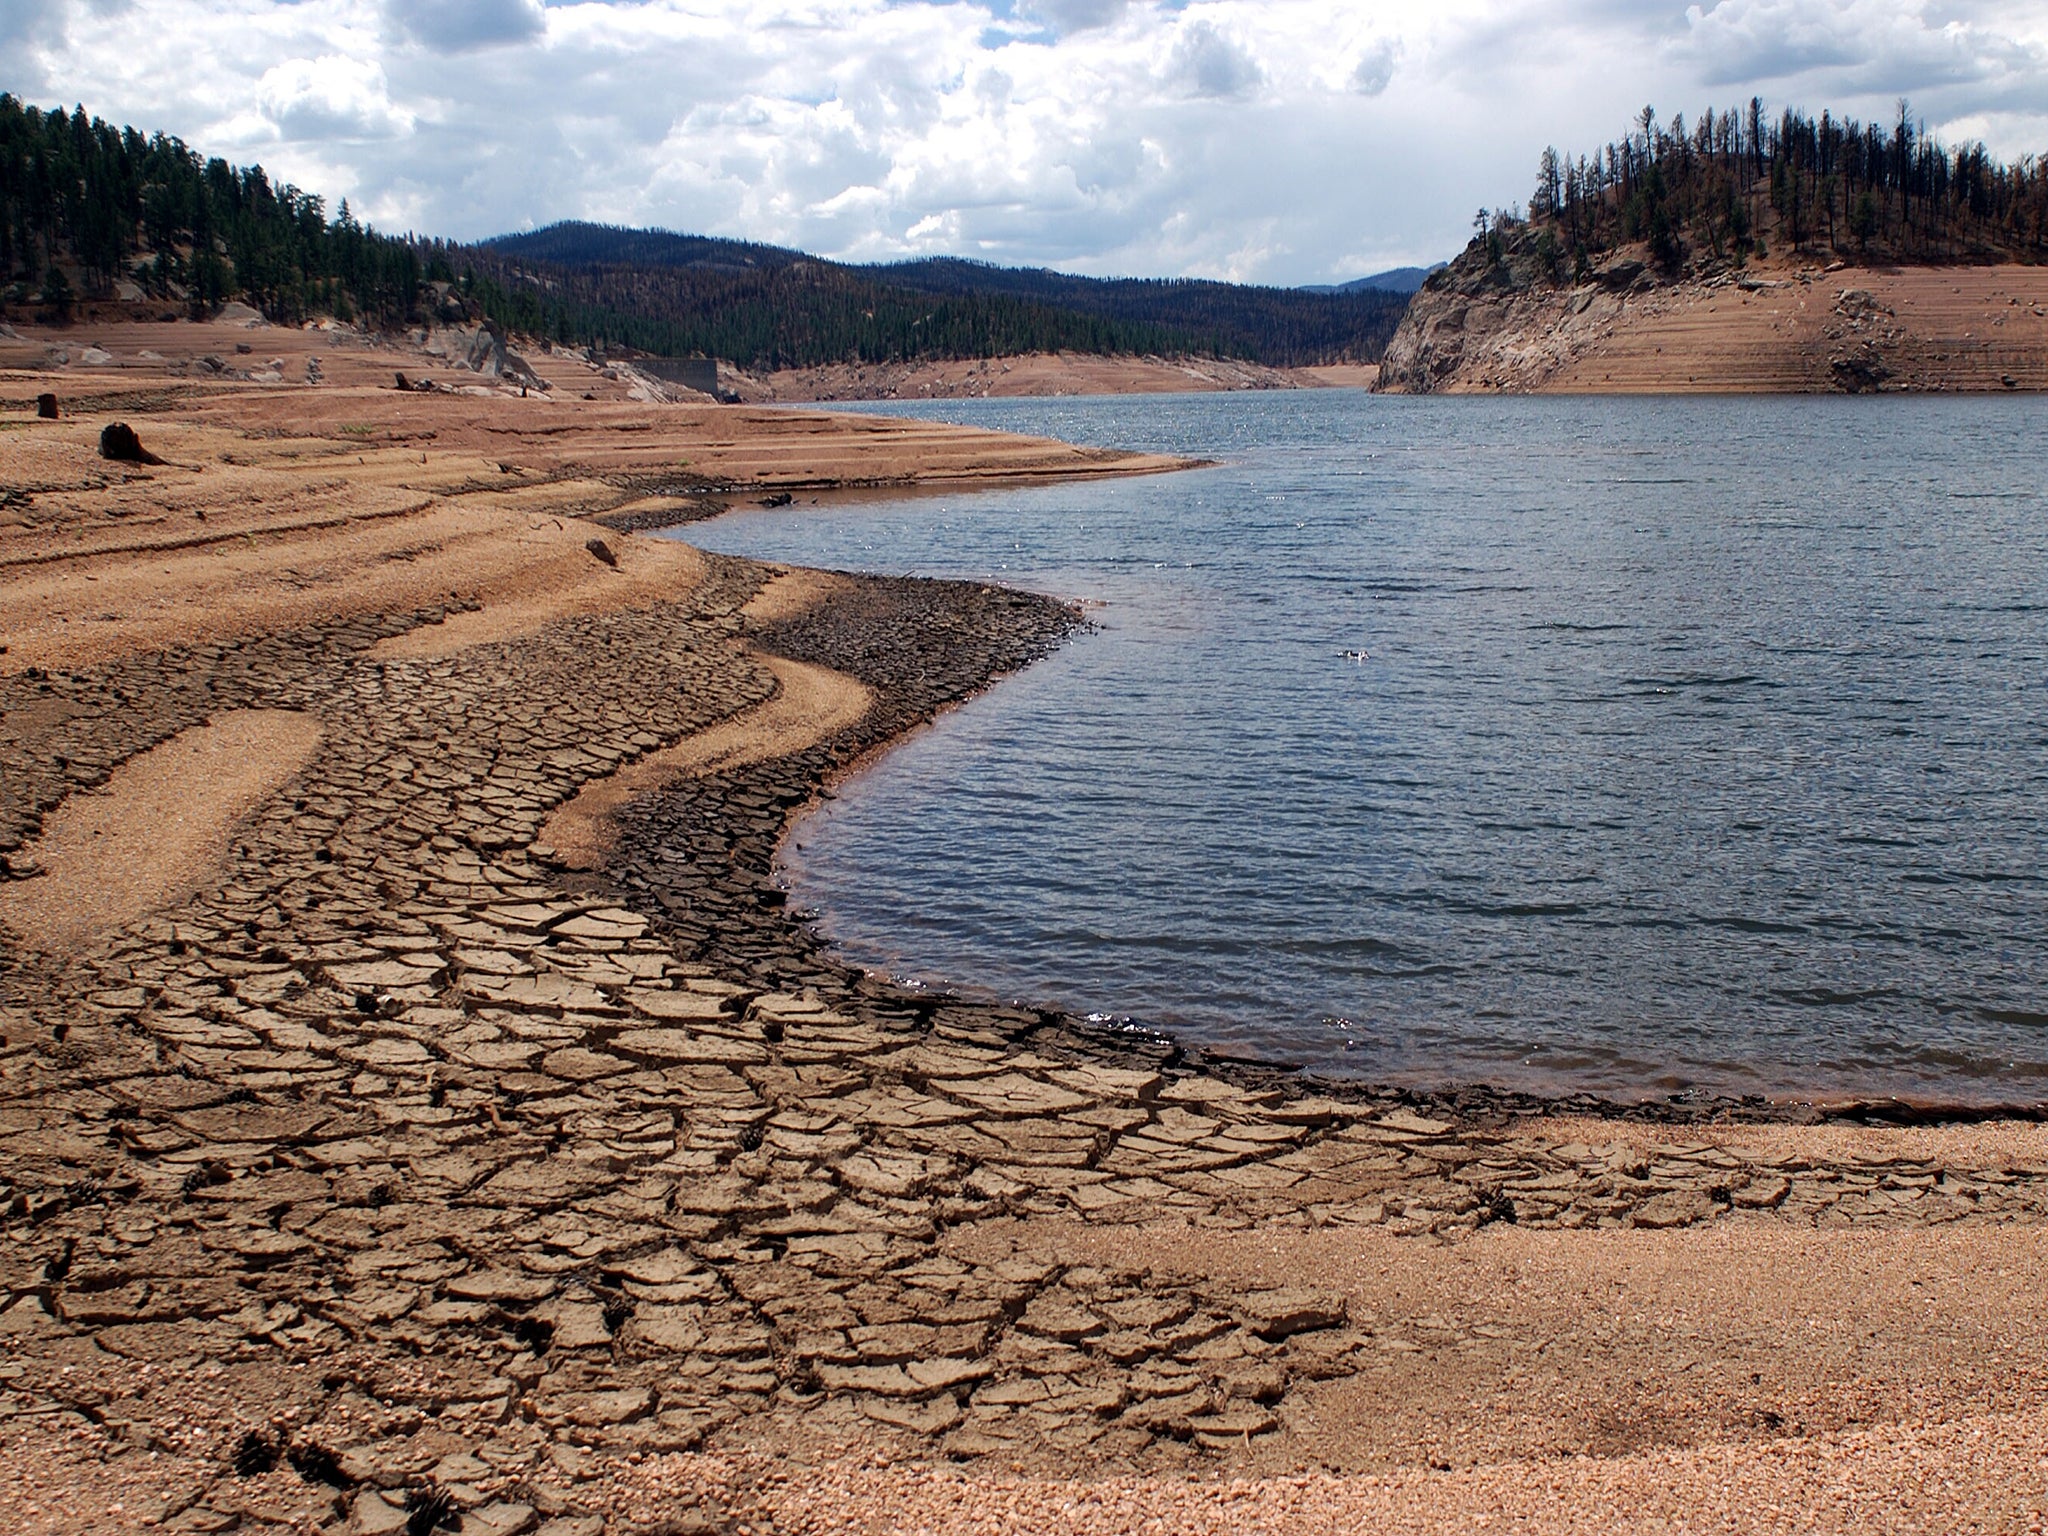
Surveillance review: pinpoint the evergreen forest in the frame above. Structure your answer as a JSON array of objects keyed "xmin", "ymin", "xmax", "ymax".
[
  {"xmin": 0, "ymin": 94, "xmax": 423, "ymax": 325},
  {"xmin": 1508, "ymin": 100, "xmax": 2048, "ymax": 279},
  {"xmin": 462, "ymin": 226, "xmax": 1408, "ymax": 368}
]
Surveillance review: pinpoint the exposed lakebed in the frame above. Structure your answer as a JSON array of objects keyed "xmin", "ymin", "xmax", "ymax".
[{"xmin": 678, "ymin": 392, "xmax": 2048, "ymax": 1103}]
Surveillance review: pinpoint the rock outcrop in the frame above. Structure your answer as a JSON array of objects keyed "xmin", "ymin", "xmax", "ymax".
[
  {"xmin": 1375, "ymin": 254, "xmax": 1640, "ymax": 395},
  {"xmin": 423, "ymin": 322, "xmax": 550, "ymax": 392},
  {"xmin": 1376, "ymin": 231, "xmax": 2048, "ymax": 394}
]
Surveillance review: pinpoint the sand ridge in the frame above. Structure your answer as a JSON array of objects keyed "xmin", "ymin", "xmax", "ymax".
[
  {"xmin": 364, "ymin": 528, "xmax": 707, "ymax": 662},
  {"xmin": 0, "ymin": 709, "xmax": 322, "ymax": 950},
  {"xmin": 729, "ymin": 351, "xmax": 1366, "ymax": 403},
  {"xmin": 609, "ymin": 1411, "xmax": 2048, "ymax": 1534},
  {"xmin": 541, "ymin": 571, "xmax": 874, "ymax": 870},
  {"xmin": 0, "ymin": 318, "xmax": 1367, "ymax": 405},
  {"xmin": 2, "ymin": 318, "xmax": 1192, "ymax": 675}
]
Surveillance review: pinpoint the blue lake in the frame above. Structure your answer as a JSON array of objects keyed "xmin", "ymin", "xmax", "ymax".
[{"xmin": 676, "ymin": 391, "xmax": 2048, "ymax": 1103}]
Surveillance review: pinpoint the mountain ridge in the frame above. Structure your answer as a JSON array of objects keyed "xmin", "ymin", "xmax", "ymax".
[
  {"xmin": 1299, "ymin": 265, "xmax": 1445, "ymax": 296},
  {"xmin": 475, "ymin": 221, "xmax": 1412, "ymax": 367}
]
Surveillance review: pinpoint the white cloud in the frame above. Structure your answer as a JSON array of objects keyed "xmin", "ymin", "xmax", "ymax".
[
  {"xmin": 258, "ymin": 54, "xmax": 413, "ymax": 140},
  {"xmin": 1167, "ymin": 20, "xmax": 1263, "ymax": 100},
  {"xmin": 385, "ymin": 0, "xmax": 545, "ymax": 53},
  {"xmin": 1018, "ymin": 0, "xmax": 1126, "ymax": 33},
  {"xmin": 1677, "ymin": 0, "xmax": 2044, "ymax": 92},
  {"xmin": 6, "ymin": 0, "xmax": 2048, "ymax": 282},
  {"xmin": 1, "ymin": 0, "xmax": 73, "ymax": 91},
  {"xmin": 1349, "ymin": 36, "xmax": 1399, "ymax": 96}
]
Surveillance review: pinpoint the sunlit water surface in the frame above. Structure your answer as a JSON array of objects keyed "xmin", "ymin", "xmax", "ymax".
[{"xmin": 675, "ymin": 392, "xmax": 2047, "ymax": 1102}]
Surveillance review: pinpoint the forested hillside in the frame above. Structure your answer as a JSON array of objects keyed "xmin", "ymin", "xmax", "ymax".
[
  {"xmin": 1381, "ymin": 101, "xmax": 2048, "ymax": 396},
  {"xmin": 859, "ymin": 254, "xmax": 1407, "ymax": 361},
  {"xmin": 477, "ymin": 223, "xmax": 1409, "ymax": 366},
  {"xmin": 1, "ymin": 95, "xmax": 1405, "ymax": 369},
  {"xmin": 458, "ymin": 240, "xmax": 1198, "ymax": 367},
  {"xmin": 1500, "ymin": 99, "xmax": 2048, "ymax": 281},
  {"xmin": 471, "ymin": 222, "xmax": 803, "ymax": 277},
  {"xmin": 0, "ymin": 94, "xmax": 424, "ymax": 324}
]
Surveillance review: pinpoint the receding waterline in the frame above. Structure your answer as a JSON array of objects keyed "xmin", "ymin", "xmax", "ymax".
[{"xmin": 675, "ymin": 391, "xmax": 2048, "ymax": 1103}]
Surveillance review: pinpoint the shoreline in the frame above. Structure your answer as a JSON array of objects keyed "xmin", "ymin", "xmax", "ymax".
[
  {"xmin": 722, "ymin": 353, "xmax": 1381, "ymax": 403},
  {"xmin": 3, "ymin": 337, "xmax": 2047, "ymax": 1530},
  {"xmin": 610, "ymin": 574, "xmax": 2048, "ymax": 1132},
  {"xmin": 0, "ymin": 317, "xmax": 1380, "ymax": 405}
]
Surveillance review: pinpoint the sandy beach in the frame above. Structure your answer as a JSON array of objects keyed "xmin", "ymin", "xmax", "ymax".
[
  {"xmin": 3, "ymin": 320, "xmax": 2046, "ymax": 1535},
  {"xmin": 724, "ymin": 354, "xmax": 1381, "ymax": 403}
]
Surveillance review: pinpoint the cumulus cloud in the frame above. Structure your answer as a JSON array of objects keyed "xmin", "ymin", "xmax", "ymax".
[
  {"xmin": 1671, "ymin": 0, "xmax": 2048, "ymax": 119},
  {"xmin": 1350, "ymin": 37, "xmax": 1400, "ymax": 96},
  {"xmin": 1167, "ymin": 20, "xmax": 1263, "ymax": 100},
  {"xmin": 1018, "ymin": 0, "xmax": 1126, "ymax": 33},
  {"xmin": 0, "ymin": 0, "xmax": 75, "ymax": 85},
  {"xmin": 10, "ymin": 0, "xmax": 2048, "ymax": 283},
  {"xmin": 258, "ymin": 55, "xmax": 413, "ymax": 140},
  {"xmin": 386, "ymin": 0, "xmax": 544, "ymax": 53}
]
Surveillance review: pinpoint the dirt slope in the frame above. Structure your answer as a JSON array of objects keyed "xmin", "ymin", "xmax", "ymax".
[
  {"xmin": 1378, "ymin": 255, "xmax": 2048, "ymax": 394},
  {"xmin": 0, "ymin": 319, "xmax": 1191, "ymax": 675}
]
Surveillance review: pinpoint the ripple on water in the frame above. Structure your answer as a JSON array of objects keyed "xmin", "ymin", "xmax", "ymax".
[{"xmin": 680, "ymin": 391, "xmax": 2048, "ymax": 1104}]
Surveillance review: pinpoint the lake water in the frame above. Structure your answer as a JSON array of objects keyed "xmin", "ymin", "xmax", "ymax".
[{"xmin": 677, "ymin": 392, "xmax": 2048, "ymax": 1104}]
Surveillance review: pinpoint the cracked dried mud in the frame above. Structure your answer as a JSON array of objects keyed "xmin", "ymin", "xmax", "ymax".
[{"xmin": 2, "ymin": 329, "xmax": 2046, "ymax": 1534}]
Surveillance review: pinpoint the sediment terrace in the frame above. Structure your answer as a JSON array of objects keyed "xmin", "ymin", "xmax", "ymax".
[
  {"xmin": 724, "ymin": 353, "xmax": 1380, "ymax": 402},
  {"xmin": 3, "ymin": 339, "xmax": 2047, "ymax": 1534},
  {"xmin": 1378, "ymin": 259, "xmax": 2048, "ymax": 394}
]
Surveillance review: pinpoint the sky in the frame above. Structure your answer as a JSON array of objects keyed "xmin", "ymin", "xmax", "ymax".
[{"xmin": 5, "ymin": 0, "xmax": 2048, "ymax": 285}]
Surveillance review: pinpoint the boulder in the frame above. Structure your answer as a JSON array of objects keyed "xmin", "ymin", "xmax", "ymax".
[
  {"xmin": 99, "ymin": 423, "xmax": 164, "ymax": 465},
  {"xmin": 1594, "ymin": 258, "xmax": 1647, "ymax": 289}
]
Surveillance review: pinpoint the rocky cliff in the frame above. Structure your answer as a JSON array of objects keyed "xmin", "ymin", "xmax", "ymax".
[
  {"xmin": 1375, "ymin": 236, "xmax": 2048, "ymax": 394},
  {"xmin": 1374, "ymin": 244, "xmax": 1646, "ymax": 394}
]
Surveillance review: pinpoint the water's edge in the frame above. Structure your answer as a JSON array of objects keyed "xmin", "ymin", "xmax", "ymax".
[{"xmin": 676, "ymin": 391, "xmax": 2048, "ymax": 1110}]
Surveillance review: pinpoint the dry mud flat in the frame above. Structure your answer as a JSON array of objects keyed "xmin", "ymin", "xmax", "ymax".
[
  {"xmin": 727, "ymin": 352, "xmax": 1369, "ymax": 403},
  {"xmin": 2, "ymin": 343, "xmax": 2047, "ymax": 1534}
]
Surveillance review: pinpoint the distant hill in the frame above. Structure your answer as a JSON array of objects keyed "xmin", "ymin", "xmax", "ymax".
[
  {"xmin": 461, "ymin": 237, "xmax": 1194, "ymax": 372},
  {"xmin": 476, "ymin": 222, "xmax": 1413, "ymax": 369},
  {"xmin": 478, "ymin": 223, "xmax": 806, "ymax": 275},
  {"xmin": 1300, "ymin": 265, "xmax": 1444, "ymax": 296},
  {"xmin": 0, "ymin": 95, "xmax": 1414, "ymax": 372}
]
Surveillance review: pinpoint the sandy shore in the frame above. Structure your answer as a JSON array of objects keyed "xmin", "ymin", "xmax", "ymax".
[
  {"xmin": 0, "ymin": 322, "xmax": 1190, "ymax": 677},
  {"xmin": 727, "ymin": 353, "xmax": 1379, "ymax": 402},
  {"xmin": 2, "ymin": 324, "xmax": 2046, "ymax": 1534}
]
